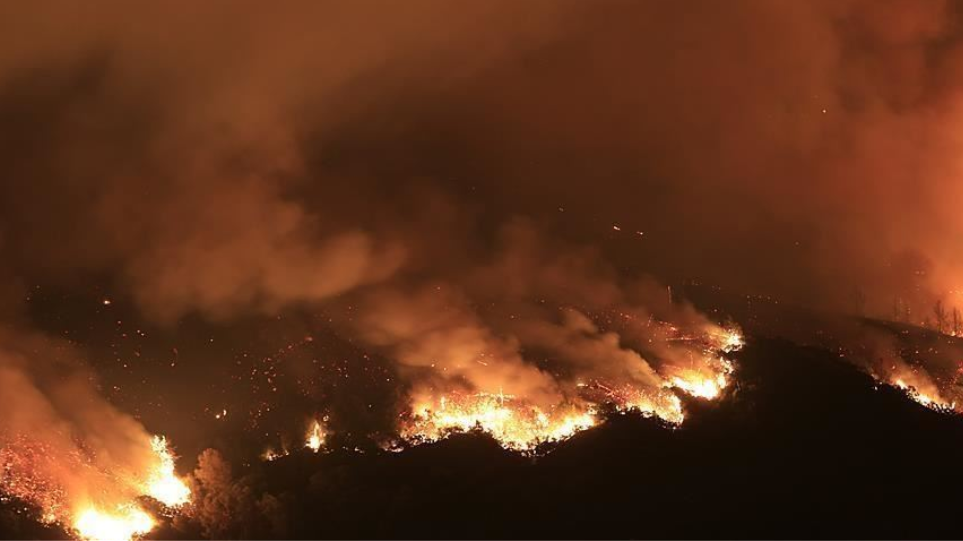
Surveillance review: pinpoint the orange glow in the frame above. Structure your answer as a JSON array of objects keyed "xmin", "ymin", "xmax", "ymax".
[
  {"xmin": 305, "ymin": 420, "xmax": 326, "ymax": 452},
  {"xmin": 891, "ymin": 377, "xmax": 954, "ymax": 411},
  {"xmin": 73, "ymin": 506, "xmax": 154, "ymax": 541},
  {"xmin": 402, "ymin": 392, "xmax": 598, "ymax": 453},
  {"xmin": 0, "ymin": 433, "xmax": 190, "ymax": 541},
  {"xmin": 143, "ymin": 436, "xmax": 190, "ymax": 507},
  {"xmin": 398, "ymin": 325, "xmax": 743, "ymax": 452}
]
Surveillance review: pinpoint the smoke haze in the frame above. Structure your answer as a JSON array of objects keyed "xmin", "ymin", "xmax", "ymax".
[{"xmin": 5, "ymin": 1, "xmax": 963, "ymax": 537}]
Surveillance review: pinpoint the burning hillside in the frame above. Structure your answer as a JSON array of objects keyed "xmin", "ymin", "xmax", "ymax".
[
  {"xmin": 7, "ymin": 0, "xmax": 963, "ymax": 539},
  {"xmin": 0, "ymin": 331, "xmax": 191, "ymax": 541},
  {"xmin": 0, "ymin": 432, "xmax": 189, "ymax": 541},
  {"xmin": 393, "ymin": 324, "xmax": 742, "ymax": 453}
]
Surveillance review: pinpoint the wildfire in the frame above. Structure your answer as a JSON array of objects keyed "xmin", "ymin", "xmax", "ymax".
[
  {"xmin": 715, "ymin": 328, "xmax": 745, "ymax": 353},
  {"xmin": 70, "ymin": 437, "xmax": 190, "ymax": 541},
  {"xmin": 666, "ymin": 358, "xmax": 734, "ymax": 400},
  {"xmin": 665, "ymin": 327, "xmax": 740, "ymax": 400},
  {"xmin": 669, "ymin": 372, "xmax": 727, "ymax": 399},
  {"xmin": 261, "ymin": 448, "xmax": 289, "ymax": 462},
  {"xmin": 402, "ymin": 392, "xmax": 598, "ymax": 453},
  {"xmin": 891, "ymin": 378, "xmax": 954, "ymax": 411},
  {"xmin": 581, "ymin": 382, "xmax": 686, "ymax": 424},
  {"xmin": 305, "ymin": 420, "xmax": 326, "ymax": 452},
  {"xmin": 143, "ymin": 436, "xmax": 190, "ymax": 507},
  {"xmin": 0, "ymin": 433, "xmax": 190, "ymax": 541},
  {"xmin": 399, "ymin": 325, "xmax": 743, "ymax": 452},
  {"xmin": 73, "ymin": 506, "xmax": 154, "ymax": 541}
]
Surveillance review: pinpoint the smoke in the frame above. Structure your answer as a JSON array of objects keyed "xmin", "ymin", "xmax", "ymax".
[
  {"xmin": 2, "ymin": 1, "xmax": 962, "ymax": 321},
  {"xmin": 0, "ymin": 328, "xmax": 164, "ymax": 521},
  {"xmin": 3, "ymin": 0, "xmax": 963, "ymax": 534},
  {"xmin": 351, "ymin": 283, "xmax": 563, "ymax": 408},
  {"xmin": 316, "ymin": 218, "xmax": 736, "ymax": 427}
]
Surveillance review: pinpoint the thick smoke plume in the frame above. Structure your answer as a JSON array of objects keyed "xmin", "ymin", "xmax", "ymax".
[
  {"xmin": 3, "ymin": 0, "xmax": 963, "ymax": 319},
  {"xmin": 4, "ymin": 0, "xmax": 963, "ymax": 535},
  {"xmin": 0, "ymin": 329, "xmax": 171, "ymax": 528}
]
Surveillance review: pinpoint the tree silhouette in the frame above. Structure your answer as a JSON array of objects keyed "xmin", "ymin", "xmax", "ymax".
[{"xmin": 934, "ymin": 299, "xmax": 948, "ymax": 333}]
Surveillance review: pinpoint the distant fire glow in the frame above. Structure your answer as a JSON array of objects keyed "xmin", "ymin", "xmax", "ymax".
[
  {"xmin": 306, "ymin": 420, "xmax": 326, "ymax": 452},
  {"xmin": 261, "ymin": 448, "xmax": 288, "ymax": 462}
]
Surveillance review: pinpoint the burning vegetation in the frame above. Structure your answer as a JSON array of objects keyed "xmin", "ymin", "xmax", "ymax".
[
  {"xmin": 0, "ymin": 432, "xmax": 189, "ymax": 541},
  {"xmin": 0, "ymin": 332, "xmax": 192, "ymax": 541},
  {"xmin": 396, "ymin": 326, "xmax": 742, "ymax": 452},
  {"xmin": 9, "ymin": 0, "xmax": 963, "ymax": 538}
]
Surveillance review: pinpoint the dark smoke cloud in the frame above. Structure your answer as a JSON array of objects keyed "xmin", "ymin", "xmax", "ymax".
[
  {"xmin": 3, "ymin": 0, "xmax": 963, "ymax": 322},
  {"xmin": 0, "ymin": 328, "xmax": 166, "ymax": 520},
  {"xmin": 3, "ymin": 1, "xmax": 963, "ymax": 533}
]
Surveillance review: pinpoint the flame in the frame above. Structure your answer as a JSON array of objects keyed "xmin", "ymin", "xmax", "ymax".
[
  {"xmin": 260, "ymin": 419, "xmax": 326, "ymax": 461},
  {"xmin": 0, "ymin": 433, "xmax": 190, "ymax": 541},
  {"xmin": 73, "ymin": 506, "xmax": 154, "ymax": 541},
  {"xmin": 716, "ymin": 328, "xmax": 745, "ymax": 353},
  {"xmin": 582, "ymin": 382, "xmax": 686, "ymax": 424},
  {"xmin": 399, "ymin": 325, "xmax": 743, "ymax": 452},
  {"xmin": 143, "ymin": 436, "xmax": 190, "ymax": 507},
  {"xmin": 667, "ymin": 358, "xmax": 734, "ymax": 400},
  {"xmin": 402, "ymin": 392, "xmax": 598, "ymax": 453},
  {"xmin": 891, "ymin": 377, "xmax": 954, "ymax": 411},
  {"xmin": 261, "ymin": 448, "xmax": 288, "ymax": 462},
  {"xmin": 305, "ymin": 420, "xmax": 325, "ymax": 452}
]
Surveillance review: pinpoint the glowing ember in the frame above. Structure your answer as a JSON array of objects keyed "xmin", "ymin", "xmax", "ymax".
[
  {"xmin": 143, "ymin": 436, "xmax": 190, "ymax": 507},
  {"xmin": 261, "ymin": 448, "xmax": 289, "ymax": 462},
  {"xmin": 579, "ymin": 381, "xmax": 685, "ymax": 424},
  {"xmin": 73, "ymin": 506, "xmax": 154, "ymax": 541},
  {"xmin": 402, "ymin": 392, "xmax": 598, "ymax": 452},
  {"xmin": 305, "ymin": 420, "xmax": 325, "ymax": 452}
]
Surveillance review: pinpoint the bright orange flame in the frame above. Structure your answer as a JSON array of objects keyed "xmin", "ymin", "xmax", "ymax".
[
  {"xmin": 583, "ymin": 382, "xmax": 686, "ymax": 424},
  {"xmin": 0, "ymin": 433, "xmax": 190, "ymax": 541},
  {"xmin": 667, "ymin": 358, "xmax": 734, "ymax": 400},
  {"xmin": 73, "ymin": 506, "xmax": 154, "ymax": 541},
  {"xmin": 717, "ymin": 328, "xmax": 745, "ymax": 353},
  {"xmin": 402, "ymin": 392, "xmax": 598, "ymax": 453},
  {"xmin": 891, "ymin": 377, "xmax": 954, "ymax": 411},
  {"xmin": 670, "ymin": 373, "xmax": 726, "ymax": 399},
  {"xmin": 306, "ymin": 420, "xmax": 325, "ymax": 452},
  {"xmin": 399, "ymin": 325, "xmax": 743, "ymax": 452},
  {"xmin": 142, "ymin": 436, "xmax": 190, "ymax": 507}
]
